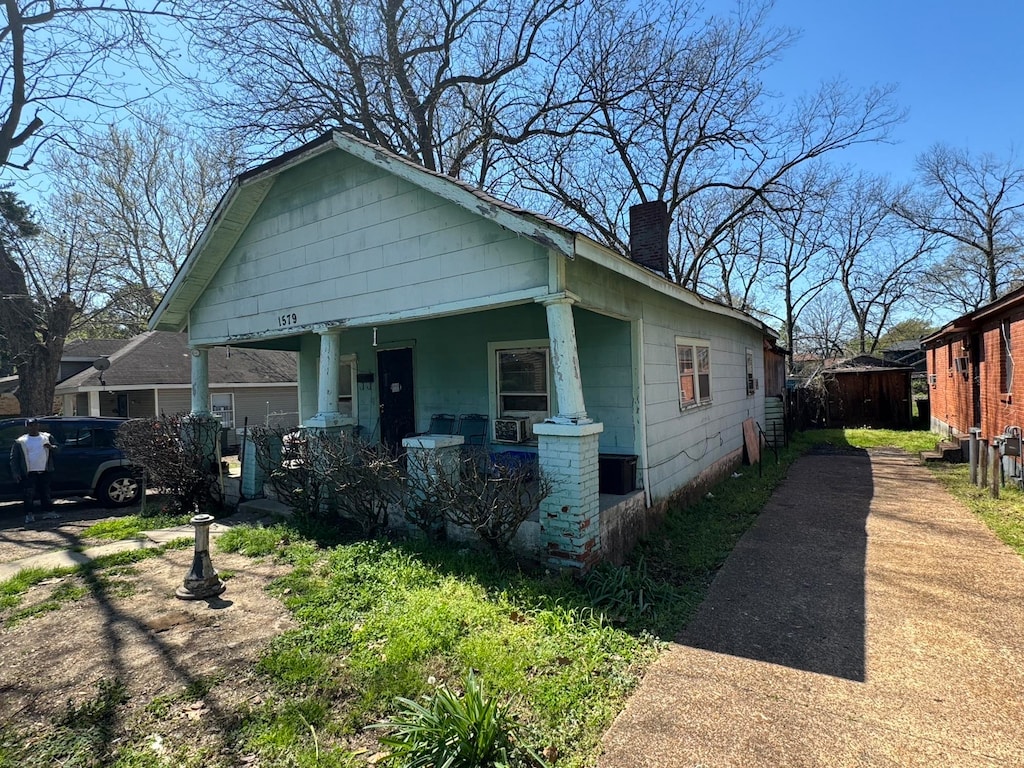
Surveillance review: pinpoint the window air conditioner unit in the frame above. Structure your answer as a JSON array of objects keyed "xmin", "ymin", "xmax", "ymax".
[
  {"xmin": 928, "ymin": 373, "xmax": 938, "ymax": 387},
  {"xmin": 953, "ymin": 356, "xmax": 969, "ymax": 373},
  {"xmin": 494, "ymin": 417, "xmax": 530, "ymax": 444}
]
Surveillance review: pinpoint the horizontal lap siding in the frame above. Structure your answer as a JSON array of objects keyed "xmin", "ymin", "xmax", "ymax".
[
  {"xmin": 566, "ymin": 257, "xmax": 764, "ymax": 502},
  {"xmin": 190, "ymin": 151, "xmax": 549, "ymax": 343},
  {"xmin": 575, "ymin": 308, "xmax": 635, "ymax": 452}
]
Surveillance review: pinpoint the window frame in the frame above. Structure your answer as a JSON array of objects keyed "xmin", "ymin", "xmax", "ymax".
[
  {"xmin": 487, "ymin": 339, "xmax": 553, "ymax": 438},
  {"xmin": 210, "ymin": 392, "xmax": 235, "ymax": 428},
  {"xmin": 676, "ymin": 336, "xmax": 713, "ymax": 410},
  {"xmin": 338, "ymin": 354, "xmax": 358, "ymax": 419},
  {"xmin": 745, "ymin": 348, "xmax": 756, "ymax": 397}
]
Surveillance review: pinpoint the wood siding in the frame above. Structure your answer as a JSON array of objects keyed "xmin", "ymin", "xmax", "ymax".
[
  {"xmin": 564, "ymin": 257, "xmax": 765, "ymax": 502},
  {"xmin": 189, "ymin": 150, "xmax": 550, "ymax": 344}
]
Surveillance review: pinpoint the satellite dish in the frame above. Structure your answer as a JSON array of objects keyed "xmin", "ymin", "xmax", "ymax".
[{"xmin": 92, "ymin": 358, "xmax": 111, "ymax": 371}]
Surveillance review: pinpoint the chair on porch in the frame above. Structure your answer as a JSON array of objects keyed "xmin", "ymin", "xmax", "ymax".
[
  {"xmin": 456, "ymin": 414, "xmax": 489, "ymax": 447},
  {"xmin": 425, "ymin": 413, "xmax": 457, "ymax": 435}
]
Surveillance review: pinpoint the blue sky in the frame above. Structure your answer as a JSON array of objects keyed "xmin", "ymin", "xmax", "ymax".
[{"xmin": 761, "ymin": 0, "xmax": 1022, "ymax": 181}]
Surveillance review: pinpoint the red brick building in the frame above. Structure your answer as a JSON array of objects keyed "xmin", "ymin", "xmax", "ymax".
[{"xmin": 923, "ymin": 286, "xmax": 1024, "ymax": 444}]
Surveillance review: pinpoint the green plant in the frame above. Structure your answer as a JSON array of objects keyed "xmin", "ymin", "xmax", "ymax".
[
  {"xmin": 82, "ymin": 513, "xmax": 191, "ymax": 541},
  {"xmin": 583, "ymin": 557, "xmax": 673, "ymax": 621},
  {"xmin": 372, "ymin": 670, "xmax": 540, "ymax": 768}
]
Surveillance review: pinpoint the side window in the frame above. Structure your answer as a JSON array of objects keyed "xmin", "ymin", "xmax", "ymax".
[
  {"xmin": 745, "ymin": 348, "xmax": 756, "ymax": 396},
  {"xmin": 94, "ymin": 428, "xmax": 116, "ymax": 448},
  {"xmin": 64, "ymin": 428, "xmax": 94, "ymax": 447},
  {"xmin": 0, "ymin": 424, "xmax": 24, "ymax": 453},
  {"xmin": 496, "ymin": 347, "xmax": 550, "ymax": 419},
  {"xmin": 676, "ymin": 337, "xmax": 713, "ymax": 408}
]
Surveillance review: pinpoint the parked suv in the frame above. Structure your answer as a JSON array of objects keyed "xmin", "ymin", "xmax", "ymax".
[{"xmin": 0, "ymin": 416, "xmax": 141, "ymax": 508}]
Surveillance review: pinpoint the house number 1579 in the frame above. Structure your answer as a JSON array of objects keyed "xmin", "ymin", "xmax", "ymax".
[{"xmin": 278, "ymin": 312, "xmax": 298, "ymax": 327}]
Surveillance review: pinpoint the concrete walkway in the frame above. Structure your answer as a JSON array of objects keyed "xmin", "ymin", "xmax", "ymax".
[
  {"xmin": 599, "ymin": 449, "xmax": 1024, "ymax": 768},
  {"xmin": 0, "ymin": 498, "xmax": 291, "ymax": 583}
]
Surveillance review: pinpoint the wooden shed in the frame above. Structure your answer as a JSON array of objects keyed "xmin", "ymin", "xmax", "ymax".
[{"xmin": 822, "ymin": 355, "xmax": 914, "ymax": 429}]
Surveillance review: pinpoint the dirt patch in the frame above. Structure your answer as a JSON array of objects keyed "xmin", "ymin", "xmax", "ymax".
[{"xmin": 0, "ymin": 543, "xmax": 295, "ymax": 756}]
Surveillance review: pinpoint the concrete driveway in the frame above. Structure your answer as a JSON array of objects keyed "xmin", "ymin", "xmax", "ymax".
[{"xmin": 599, "ymin": 449, "xmax": 1024, "ymax": 767}]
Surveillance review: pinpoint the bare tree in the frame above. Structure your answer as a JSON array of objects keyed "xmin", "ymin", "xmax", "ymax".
[
  {"xmin": 826, "ymin": 174, "xmax": 938, "ymax": 353},
  {"xmin": 184, "ymin": 0, "xmax": 596, "ymax": 185},
  {"xmin": 0, "ymin": 189, "xmax": 86, "ymax": 414},
  {"xmin": 42, "ymin": 110, "xmax": 243, "ymax": 335},
  {"xmin": 797, "ymin": 288, "xmax": 854, "ymax": 361},
  {"xmin": 0, "ymin": 0, "xmax": 187, "ymax": 173},
  {"xmin": 759, "ymin": 163, "xmax": 839, "ymax": 370},
  {"xmin": 895, "ymin": 144, "xmax": 1024, "ymax": 306},
  {"xmin": 517, "ymin": 0, "xmax": 902, "ymax": 291}
]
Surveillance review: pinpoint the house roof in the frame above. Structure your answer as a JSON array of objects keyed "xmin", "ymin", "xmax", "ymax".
[
  {"xmin": 61, "ymin": 338, "xmax": 132, "ymax": 360},
  {"xmin": 826, "ymin": 355, "xmax": 914, "ymax": 373},
  {"xmin": 0, "ymin": 375, "xmax": 18, "ymax": 395},
  {"xmin": 149, "ymin": 129, "xmax": 771, "ymax": 339},
  {"xmin": 923, "ymin": 284, "xmax": 1024, "ymax": 346},
  {"xmin": 55, "ymin": 331, "xmax": 297, "ymax": 392}
]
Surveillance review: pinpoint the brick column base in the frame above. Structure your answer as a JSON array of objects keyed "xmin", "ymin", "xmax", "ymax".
[{"xmin": 534, "ymin": 421, "xmax": 604, "ymax": 572}]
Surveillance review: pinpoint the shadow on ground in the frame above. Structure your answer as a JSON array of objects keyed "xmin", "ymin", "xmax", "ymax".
[{"xmin": 678, "ymin": 447, "xmax": 872, "ymax": 681}]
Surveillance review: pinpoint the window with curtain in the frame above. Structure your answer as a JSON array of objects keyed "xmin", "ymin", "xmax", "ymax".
[{"xmin": 496, "ymin": 347, "xmax": 550, "ymax": 418}]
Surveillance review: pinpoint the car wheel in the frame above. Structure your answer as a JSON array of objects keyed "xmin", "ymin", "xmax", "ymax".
[{"xmin": 97, "ymin": 468, "xmax": 141, "ymax": 507}]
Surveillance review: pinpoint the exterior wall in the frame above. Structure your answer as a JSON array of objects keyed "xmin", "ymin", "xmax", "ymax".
[
  {"xmin": 825, "ymin": 370, "xmax": 912, "ymax": 429},
  {"xmin": 189, "ymin": 150, "xmax": 550, "ymax": 344},
  {"xmin": 926, "ymin": 335, "xmax": 974, "ymax": 435},
  {"xmin": 978, "ymin": 313, "xmax": 1024, "ymax": 440},
  {"xmin": 274, "ymin": 305, "xmax": 635, "ymax": 454},
  {"xmin": 565, "ymin": 257, "xmax": 765, "ymax": 503}
]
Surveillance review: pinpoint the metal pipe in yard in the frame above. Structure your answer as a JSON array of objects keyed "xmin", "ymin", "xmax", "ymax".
[
  {"xmin": 969, "ymin": 428, "xmax": 980, "ymax": 485},
  {"xmin": 979, "ymin": 440, "xmax": 989, "ymax": 490},
  {"xmin": 990, "ymin": 441, "xmax": 1001, "ymax": 499}
]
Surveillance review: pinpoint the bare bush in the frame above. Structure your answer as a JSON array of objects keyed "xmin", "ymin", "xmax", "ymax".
[
  {"xmin": 117, "ymin": 414, "xmax": 223, "ymax": 514},
  {"xmin": 320, "ymin": 435, "xmax": 404, "ymax": 537},
  {"xmin": 414, "ymin": 449, "xmax": 550, "ymax": 557},
  {"xmin": 249, "ymin": 424, "xmax": 333, "ymax": 523}
]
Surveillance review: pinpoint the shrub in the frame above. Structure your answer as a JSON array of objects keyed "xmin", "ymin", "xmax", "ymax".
[
  {"xmin": 371, "ymin": 670, "xmax": 541, "ymax": 768},
  {"xmin": 117, "ymin": 415, "xmax": 224, "ymax": 514}
]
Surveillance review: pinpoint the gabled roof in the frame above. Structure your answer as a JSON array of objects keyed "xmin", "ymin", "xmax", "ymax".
[
  {"xmin": 62, "ymin": 338, "xmax": 132, "ymax": 360},
  {"xmin": 55, "ymin": 332, "xmax": 296, "ymax": 391},
  {"xmin": 150, "ymin": 129, "xmax": 770, "ymax": 337}
]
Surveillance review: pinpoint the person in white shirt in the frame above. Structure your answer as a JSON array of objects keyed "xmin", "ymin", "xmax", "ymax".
[{"xmin": 9, "ymin": 418, "xmax": 59, "ymax": 524}]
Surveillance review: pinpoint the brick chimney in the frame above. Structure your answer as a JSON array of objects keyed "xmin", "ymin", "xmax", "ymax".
[{"xmin": 629, "ymin": 200, "xmax": 669, "ymax": 275}]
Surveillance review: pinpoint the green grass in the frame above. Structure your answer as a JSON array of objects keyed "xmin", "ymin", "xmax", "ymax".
[
  {"xmin": 930, "ymin": 463, "xmax": 1024, "ymax": 556},
  {"xmin": 82, "ymin": 513, "xmax": 192, "ymax": 541},
  {"xmin": 12, "ymin": 426, "xmax": 984, "ymax": 767}
]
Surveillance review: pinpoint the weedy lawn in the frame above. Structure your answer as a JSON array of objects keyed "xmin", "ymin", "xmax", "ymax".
[{"xmin": 7, "ymin": 426, "xmax": 1019, "ymax": 767}]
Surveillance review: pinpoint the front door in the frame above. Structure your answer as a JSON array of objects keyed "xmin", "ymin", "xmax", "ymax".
[{"xmin": 377, "ymin": 347, "xmax": 415, "ymax": 453}]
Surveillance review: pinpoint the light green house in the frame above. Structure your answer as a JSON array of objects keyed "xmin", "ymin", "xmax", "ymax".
[{"xmin": 150, "ymin": 130, "xmax": 775, "ymax": 569}]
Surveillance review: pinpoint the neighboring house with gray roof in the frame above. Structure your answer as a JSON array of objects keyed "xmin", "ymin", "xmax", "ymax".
[{"xmin": 55, "ymin": 331, "xmax": 299, "ymax": 444}]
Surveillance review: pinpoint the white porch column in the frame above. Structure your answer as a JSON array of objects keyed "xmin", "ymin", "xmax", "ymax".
[
  {"xmin": 539, "ymin": 293, "xmax": 589, "ymax": 422},
  {"xmin": 190, "ymin": 347, "xmax": 211, "ymax": 415},
  {"xmin": 88, "ymin": 390, "xmax": 100, "ymax": 417},
  {"xmin": 305, "ymin": 329, "xmax": 347, "ymax": 428}
]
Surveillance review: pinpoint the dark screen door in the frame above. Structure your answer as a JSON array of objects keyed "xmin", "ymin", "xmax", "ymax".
[{"xmin": 378, "ymin": 347, "xmax": 415, "ymax": 452}]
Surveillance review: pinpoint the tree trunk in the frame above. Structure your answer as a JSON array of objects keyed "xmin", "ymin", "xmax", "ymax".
[{"xmin": 0, "ymin": 241, "xmax": 78, "ymax": 416}]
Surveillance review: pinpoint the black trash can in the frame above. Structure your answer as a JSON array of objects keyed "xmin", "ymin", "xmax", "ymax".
[{"xmin": 598, "ymin": 453, "xmax": 638, "ymax": 495}]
